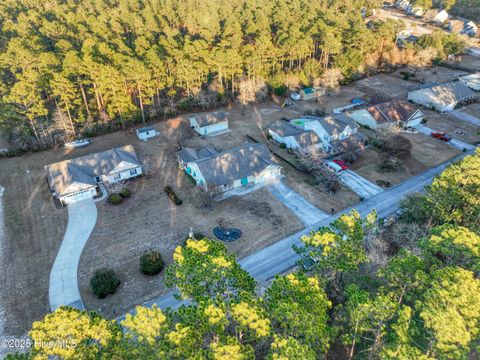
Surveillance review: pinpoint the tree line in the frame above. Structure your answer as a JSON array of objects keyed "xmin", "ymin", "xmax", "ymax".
[
  {"xmin": 0, "ymin": 0, "xmax": 419, "ymax": 150},
  {"xmin": 8, "ymin": 150, "xmax": 479, "ymax": 359}
]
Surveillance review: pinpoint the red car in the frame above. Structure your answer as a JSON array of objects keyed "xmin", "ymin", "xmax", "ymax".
[
  {"xmin": 333, "ymin": 159, "xmax": 348, "ymax": 170},
  {"xmin": 431, "ymin": 131, "xmax": 452, "ymax": 142}
]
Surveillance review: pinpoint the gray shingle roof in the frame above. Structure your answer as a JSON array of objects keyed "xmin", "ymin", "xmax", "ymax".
[
  {"xmin": 410, "ymin": 82, "xmax": 476, "ymax": 105},
  {"xmin": 176, "ymin": 147, "xmax": 219, "ymax": 163},
  {"xmin": 185, "ymin": 143, "xmax": 280, "ymax": 186},
  {"xmin": 367, "ymin": 99, "xmax": 422, "ymax": 124},
  {"xmin": 292, "ymin": 131, "xmax": 322, "ymax": 148},
  {"xmin": 45, "ymin": 145, "xmax": 141, "ymax": 196},
  {"xmin": 136, "ymin": 126, "xmax": 156, "ymax": 134},
  {"xmin": 268, "ymin": 120, "xmax": 304, "ymax": 137},
  {"xmin": 317, "ymin": 113, "xmax": 358, "ymax": 137},
  {"xmin": 189, "ymin": 111, "xmax": 228, "ymax": 127}
]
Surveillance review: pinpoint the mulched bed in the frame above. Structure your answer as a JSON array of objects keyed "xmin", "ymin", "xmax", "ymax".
[{"xmin": 213, "ymin": 227, "xmax": 242, "ymax": 242}]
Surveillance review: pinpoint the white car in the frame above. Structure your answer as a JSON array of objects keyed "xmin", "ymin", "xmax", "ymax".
[
  {"xmin": 64, "ymin": 139, "xmax": 91, "ymax": 149},
  {"xmin": 324, "ymin": 161, "xmax": 343, "ymax": 173}
]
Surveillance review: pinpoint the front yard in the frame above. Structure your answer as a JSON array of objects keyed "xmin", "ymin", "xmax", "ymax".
[{"xmin": 350, "ymin": 133, "xmax": 461, "ymax": 188}]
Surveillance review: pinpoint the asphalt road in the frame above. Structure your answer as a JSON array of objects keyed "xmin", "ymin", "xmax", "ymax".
[
  {"xmin": 119, "ymin": 148, "xmax": 475, "ymax": 319},
  {"xmin": 450, "ymin": 110, "xmax": 480, "ymax": 127}
]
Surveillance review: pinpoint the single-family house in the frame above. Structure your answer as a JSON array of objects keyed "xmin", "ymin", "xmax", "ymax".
[
  {"xmin": 45, "ymin": 145, "xmax": 142, "ymax": 205},
  {"xmin": 349, "ymin": 99, "xmax": 424, "ymax": 129},
  {"xmin": 188, "ymin": 111, "xmax": 229, "ymax": 136},
  {"xmin": 267, "ymin": 120, "xmax": 323, "ymax": 150},
  {"xmin": 176, "ymin": 143, "xmax": 282, "ymax": 194},
  {"xmin": 459, "ymin": 73, "xmax": 480, "ymax": 91},
  {"xmin": 463, "ymin": 21, "xmax": 478, "ymax": 37},
  {"xmin": 288, "ymin": 113, "xmax": 360, "ymax": 152},
  {"xmin": 395, "ymin": 0, "xmax": 411, "ymax": 12},
  {"xmin": 136, "ymin": 126, "xmax": 159, "ymax": 141},
  {"xmin": 424, "ymin": 9, "xmax": 449, "ymax": 23},
  {"xmin": 407, "ymin": 82, "xmax": 476, "ymax": 112}
]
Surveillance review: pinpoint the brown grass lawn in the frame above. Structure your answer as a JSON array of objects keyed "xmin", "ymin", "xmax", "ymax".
[
  {"xmin": 423, "ymin": 108, "xmax": 480, "ymax": 145},
  {"xmin": 350, "ymin": 133, "xmax": 461, "ymax": 188}
]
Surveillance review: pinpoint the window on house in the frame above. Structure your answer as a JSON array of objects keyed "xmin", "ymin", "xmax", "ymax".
[
  {"xmin": 95, "ymin": 176, "xmax": 101, "ymax": 182},
  {"xmin": 130, "ymin": 168, "xmax": 138, "ymax": 176},
  {"xmin": 113, "ymin": 173, "xmax": 121, "ymax": 181}
]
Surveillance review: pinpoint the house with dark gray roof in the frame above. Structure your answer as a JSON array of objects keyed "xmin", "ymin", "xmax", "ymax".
[
  {"xmin": 188, "ymin": 111, "xmax": 229, "ymax": 136},
  {"xmin": 45, "ymin": 145, "xmax": 142, "ymax": 205},
  {"xmin": 407, "ymin": 82, "xmax": 476, "ymax": 112},
  {"xmin": 349, "ymin": 99, "xmax": 424, "ymax": 129},
  {"xmin": 287, "ymin": 114, "xmax": 360, "ymax": 153},
  {"xmin": 267, "ymin": 120, "xmax": 323, "ymax": 151},
  {"xmin": 459, "ymin": 73, "xmax": 480, "ymax": 91},
  {"xmin": 176, "ymin": 143, "xmax": 281, "ymax": 194}
]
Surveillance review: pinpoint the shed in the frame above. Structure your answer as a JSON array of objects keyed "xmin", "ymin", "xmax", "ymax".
[
  {"xmin": 300, "ymin": 88, "xmax": 317, "ymax": 100},
  {"xmin": 189, "ymin": 111, "xmax": 229, "ymax": 136},
  {"xmin": 136, "ymin": 126, "xmax": 159, "ymax": 141}
]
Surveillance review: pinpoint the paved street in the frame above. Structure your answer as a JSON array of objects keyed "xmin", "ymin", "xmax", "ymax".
[
  {"xmin": 267, "ymin": 179, "xmax": 328, "ymax": 226},
  {"xmin": 338, "ymin": 170, "xmax": 383, "ymax": 198},
  {"xmin": 120, "ymin": 149, "xmax": 474, "ymax": 317},
  {"xmin": 450, "ymin": 110, "xmax": 480, "ymax": 127},
  {"xmin": 414, "ymin": 124, "xmax": 475, "ymax": 151},
  {"xmin": 49, "ymin": 198, "xmax": 97, "ymax": 311}
]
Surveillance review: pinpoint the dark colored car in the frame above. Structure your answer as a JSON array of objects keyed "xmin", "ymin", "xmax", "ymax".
[
  {"xmin": 333, "ymin": 159, "xmax": 348, "ymax": 170},
  {"xmin": 431, "ymin": 131, "xmax": 451, "ymax": 142}
]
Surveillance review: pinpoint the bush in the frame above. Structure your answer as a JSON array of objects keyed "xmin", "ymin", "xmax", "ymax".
[
  {"xmin": 140, "ymin": 251, "xmax": 164, "ymax": 276},
  {"xmin": 108, "ymin": 193, "xmax": 123, "ymax": 205},
  {"xmin": 90, "ymin": 269, "xmax": 120, "ymax": 299},
  {"xmin": 421, "ymin": 118, "xmax": 427, "ymax": 124},
  {"xmin": 164, "ymin": 186, "xmax": 182, "ymax": 205},
  {"xmin": 120, "ymin": 188, "xmax": 131, "ymax": 198},
  {"xmin": 279, "ymin": 143, "xmax": 287, "ymax": 149}
]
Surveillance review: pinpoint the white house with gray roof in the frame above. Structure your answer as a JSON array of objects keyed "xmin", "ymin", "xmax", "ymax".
[
  {"xmin": 459, "ymin": 73, "xmax": 480, "ymax": 91},
  {"xmin": 177, "ymin": 143, "xmax": 281, "ymax": 194},
  {"xmin": 267, "ymin": 120, "xmax": 323, "ymax": 151},
  {"xmin": 45, "ymin": 145, "xmax": 142, "ymax": 205},
  {"xmin": 288, "ymin": 114, "xmax": 360, "ymax": 153},
  {"xmin": 189, "ymin": 111, "xmax": 229, "ymax": 136},
  {"xmin": 136, "ymin": 126, "xmax": 159, "ymax": 141},
  {"xmin": 407, "ymin": 82, "xmax": 476, "ymax": 112}
]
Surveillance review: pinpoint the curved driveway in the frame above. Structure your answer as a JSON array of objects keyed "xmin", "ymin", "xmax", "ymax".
[{"xmin": 49, "ymin": 198, "xmax": 97, "ymax": 311}]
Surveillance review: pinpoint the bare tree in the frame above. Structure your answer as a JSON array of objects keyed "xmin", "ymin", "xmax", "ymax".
[
  {"xmin": 104, "ymin": 180, "xmax": 127, "ymax": 194},
  {"xmin": 320, "ymin": 68, "xmax": 344, "ymax": 95},
  {"xmin": 297, "ymin": 147, "xmax": 326, "ymax": 173},
  {"xmin": 315, "ymin": 168, "xmax": 341, "ymax": 194},
  {"xmin": 237, "ymin": 77, "xmax": 267, "ymax": 116},
  {"xmin": 195, "ymin": 186, "xmax": 215, "ymax": 210},
  {"xmin": 339, "ymin": 137, "xmax": 364, "ymax": 163},
  {"xmin": 140, "ymin": 154, "xmax": 153, "ymax": 176}
]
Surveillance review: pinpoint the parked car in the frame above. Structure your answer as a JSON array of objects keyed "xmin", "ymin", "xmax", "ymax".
[
  {"xmin": 64, "ymin": 139, "xmax": 91, "ymax": 149},
  {"xmin": 332, "ymin": 159, "xmax": 348, "ymax": 170},
  {"xmin": 324, "ymin": 161, "xmax": 343, "ymax": 173},
  {"xmin": 431, "ymin": 131, "xmax": 451, "ymax": 142}
]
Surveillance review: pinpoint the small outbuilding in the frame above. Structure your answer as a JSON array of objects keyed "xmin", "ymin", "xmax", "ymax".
[
  {"xmin": 459, "ymin": 73, "xmax": 480, "ymax": 91},
  {"xmin": 189, "ymin": 111, "xmax": 229, "ymax": 136},
  {"xmin": 407, "ymin": 82, "xmax": 476, "ymax": 112},
  {"xmin": 300, "ymin": 88, "xmax": 317, "ymax": 100},
  {"xmin": 424, "ymin": 9, "xmax": 449, "ymax": 23},
  {"xmin": 136, "ymin": 126, "xmax": 159, "ymax": 141}
]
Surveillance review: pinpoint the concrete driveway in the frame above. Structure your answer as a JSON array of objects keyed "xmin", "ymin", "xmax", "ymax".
[
  {"xmin": 339, "ymin": 170, "xmax": 383, "ymax": 198},
  {"xmin": 450, "ymin": 110, "xmax": 480, "ymax": 127},
  {"xmin": 267, "ymin": 179, "xmax": 328, "ymax": 226},
  {"xmin": 414, "ymin": 124, "xmax": 475, "ymax": 151},
  {"xmin": 49, "ymin": 198, "xmax": 97, "ymax": 311}
]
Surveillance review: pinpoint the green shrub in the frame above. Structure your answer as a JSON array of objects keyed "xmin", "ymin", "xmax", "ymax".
[
  {"xmin": 164, "ymin": 186, "xmax": 183, "ymax": 205},
  {"xmin": 120, "ymin": 188, "xmax": 131, "ymax": 198},
  {"xmin": 279, "ymin": 143, "xmax": 287, "ymax": 149},
  {"xmin": 140, "ymin": 251, "xmax": 164, "ymax": 276},
  {"xmin": 90, "ymin": 269, "xmax": 120, "ymax": 299},
  {"xmin": 108, "ymin": 193, "xmax": 123, "ymax": 205}
]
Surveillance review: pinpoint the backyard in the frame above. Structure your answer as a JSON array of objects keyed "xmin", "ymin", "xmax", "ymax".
[{"xmin": 423, "ymin": 108, "xmax": 480, "ymax": 145}]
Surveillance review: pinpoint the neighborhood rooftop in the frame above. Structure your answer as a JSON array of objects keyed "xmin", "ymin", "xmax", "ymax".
[
  {"xmin": 45, "ymin": 145, "xmax": 141, "ymax": 195},
  {"xmin": 367, "ymin": 99, "xmax": 420, "ymax": 124},
  {"xmin": 409, "ymin": 81, "xmax": 476, "ymax": 104},
  {"xmin": 268, "ymin": 120, "xmax": 304, "ymax": 137},
  {"xmin": 137, "ymin": 126, "xmax": 156, "ymax": 133},
  {"xmin": 178, "ymin": 143, "xmax": 278, "ymax": 186},
  {"xmin": 316, "ymin": 113, "xmax": 358, "ymax": 136},
  {"xmin": 189, "ymin": 111, "xmax": 228, "ymax": 127}
]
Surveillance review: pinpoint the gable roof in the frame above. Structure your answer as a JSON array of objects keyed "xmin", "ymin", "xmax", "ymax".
[
  {"xmin": 189, "ymin": 111, "xmax": 228, "ymax": 127},
  {"xmin": 185, "ymin": 143, "xmax": 280, "ymax": 186},
  {"xmin": 409, "ymin": 82, "xmax": 476, "ymax": 105},
  {"xmin": 367, "ymin": 99, "xmax": 422, "ymax": 124},
  {"xmin": 292, "ymin": 131, "xmax": 322, "ymax": 148},
  {"xmin": 136, "ymin": 126, "xmax": 156, "ymax": 134},
  {"xmin": 176, "ymin": 147, "xmax": 219, "ymax": 163},
  {"xmin": 317, "ymin": 113, "xmax": 358, "ymax": 137},
  {"xmin": 268, "ymin": 120, "xmax": 304, "ymax": 137},
  {"xmin": 460, "ymin": 73, "xmax": 480, "ymax": 87},
  {"xmin": 45, "ymin": 145, "xmax": 141, "ymax": 196}
]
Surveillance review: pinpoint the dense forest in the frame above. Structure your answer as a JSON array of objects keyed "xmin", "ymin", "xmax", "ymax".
[
  {"xmin": 437, "ymin": 0, "xmax": 480, "ymax": 21},
  {"xmin": 7, "ymin": 149, "xmax": 480, "ymax": 360},
  {"xmin": 1, "ymin": 0, "xmax": 462, "ymax": 151}
]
